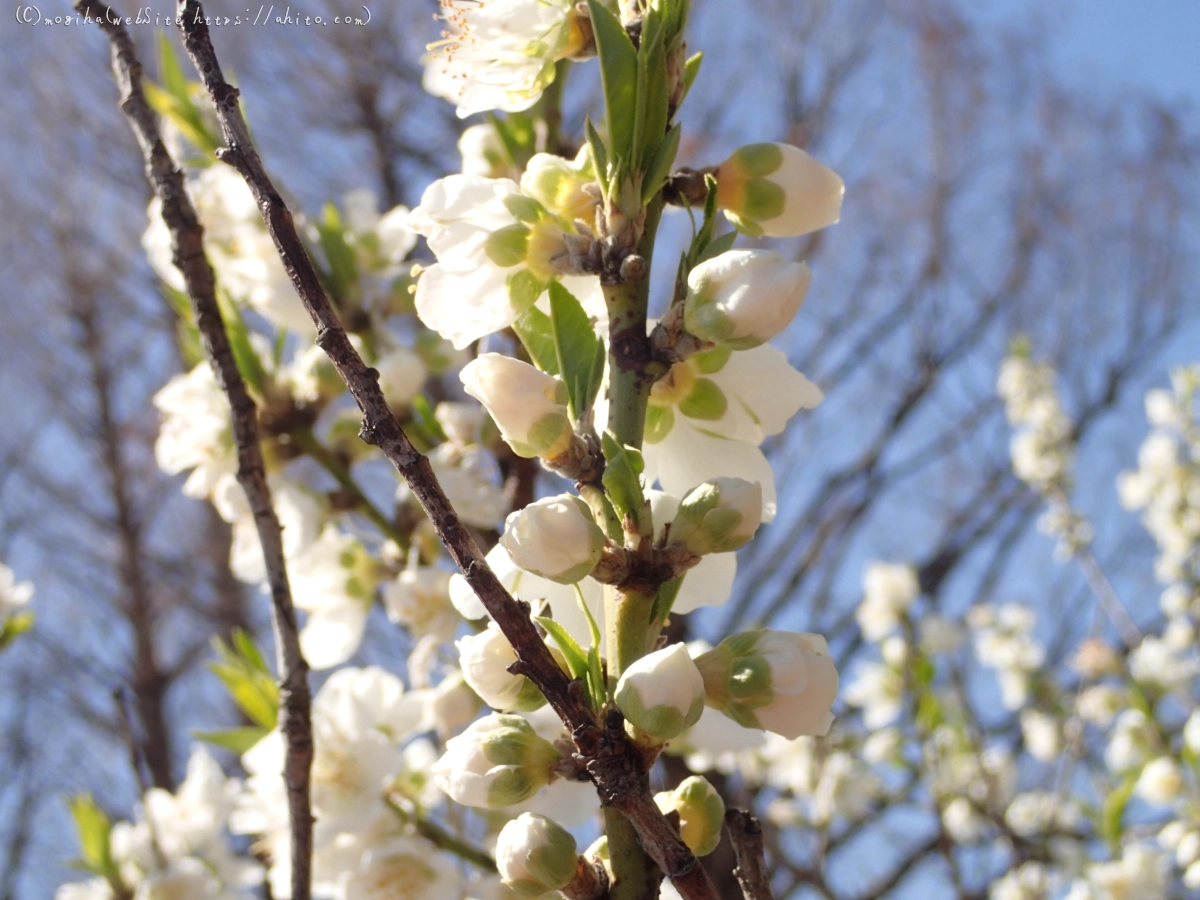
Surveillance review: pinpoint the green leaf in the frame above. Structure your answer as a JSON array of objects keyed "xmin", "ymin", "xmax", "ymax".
[
  {"xmin": 649, "ymin": 576, "xmax": 683, "ymax": 624},
  {"xmin": 642, "ymin": 122, "xmax": 681, "ymax": 204},
  {"xmin": 316, "ymin": 203, "xmax": 360, "ymax": 304},
  {"xmin": 195, "ymin": 726, "xmax": 270, "ymax": 755},
  {"xmin": 548, "ymin": 281, "xmax": 603, "ymax": 419},
  {"xmin": 585, "ymin": 117, "xmax": 610, "ymax": 195},
  {"xmin": 215, "ymin": 290, "xmax": 267, "ymax": 396},
  {"xmin": 488, "ymin": 112, "xmax": 537, "ymax": 169},
  {"xmin": 682, "ymin": 52, "xmax": 703, "ymax": 102},
  {"xmin": 695, "ymin": 230, "xmax": 737, "ymax": 266},
  {"xmin": 536, "ymin": 616, "xmax": 589, "ymax": 682},
  {"xmin": 157, "ymin": 32, "xmax": 189, "ymax": 102},
  {"xmin": 601, "ymin": 432, "xmax": 647, "ymax": 530},
  {"xmin": 573, "ymin": 584, "xmax": 607, "ymax": 707},
  {"xmin": 512, "ymin": 306, "xmax": 560, "ymax": 375},
  {"xmin": 587, "ymin": 0, "xmax": 638, "ymax": 161},
  {"xmin": 0, "ymin": 611, "xmax": 34, "ymax": 651},
  {"xmin": 1100, "ymin": 773, "xmax": 1137, "ymax": 845},
  {"xmin": 636, "ymin": 21, "xmax": 670, "ymax": 170},
  {"xmin": 68, "ymin": 795, "xmax": 117, "ymax": 882},
  {"xmin": 209, "ymin": 630, "xmax": 279, "ymax": 730}
]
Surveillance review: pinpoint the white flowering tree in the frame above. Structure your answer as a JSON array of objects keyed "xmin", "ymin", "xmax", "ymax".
[{"xmin": 3, "ymin": 1, "xmax": 1199, "ymax": 900}]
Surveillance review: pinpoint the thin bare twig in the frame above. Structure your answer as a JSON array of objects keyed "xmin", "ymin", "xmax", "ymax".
[
  {"xmin": 170, "ymin": 4, "xmax": 717, "ymax": 897},
  {"xmin": 74, "ymin": 4, "xmax": 316, "ymax": 897},
  {"xmin": 725, "ymin": 810, "xmax": 775, "ymax": 900}
]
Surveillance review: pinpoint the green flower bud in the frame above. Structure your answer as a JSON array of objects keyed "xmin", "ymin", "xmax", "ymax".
[
  {"xmin": 715, "ymin": 143, "xmax": 844, "ymax": 238},
  {"xmin": 615, "ymin": 644, "xmax": 706, "ymax": 743},
  {"xmin": 500, "ymin": 494, "xmax": 607, "ymax": 584},
  {"xmin": 497, "ymin": 813, "xmax": 580, "ymax": 897},
  {"xmin": 431, "ymin": 714, "xmax": 561, "ymax": 808},
  {"xmin": 669, "ymin": 478, "xmax": 763, "ymax": 555},
  {"xmin": 695, "ymin": 630, "xmax": 839, "ymax": 739},
  {"xmin": 461, "ymin": 354, "xmax": 574, "ymax": 459},
  {"xmin": 655, "ymin": 776, "xmax": 726, "ymax": 857}
]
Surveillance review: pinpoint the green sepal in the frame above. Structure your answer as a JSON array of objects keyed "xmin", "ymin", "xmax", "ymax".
[
  {"xmin": 587, "ymin": 0, "xmax": 638, "ymax": 162},
  {"xmin": 548, "ymin": 281, "xmax": 604, "ymax": 420},
  {"xmin": 512, "ymin": 306, "xmax": 560, "ymax": 376},
  {"xmin": 209, "ymin": 628, "xmax": 279, "ymax": 730},
  {"xmin": 194, "ymin": 725, "xmax": 271, "ymax": 755},
  {"xmin": 678, "ymin": 377, "xmax": 727, "ymax": 421}
]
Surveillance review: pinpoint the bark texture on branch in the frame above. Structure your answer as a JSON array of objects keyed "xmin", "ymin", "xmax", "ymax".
[
  {"xmin": 74, "ymin": 4, "xmax": 315, "ymax": 897},
  {"xmin": 171, "ymin": 4, "xmax": 717, "ymax": 897},
  {"xmin": 725, "ymin": 809, "xmax": 776, "ymax": 900}
]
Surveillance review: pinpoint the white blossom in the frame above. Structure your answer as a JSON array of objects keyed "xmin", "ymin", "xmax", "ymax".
[
  {"xmin": 0, "ymin": 562, "xmax": 33, "ymax": 618},
  {"xmin": 856, "ymin": 562, "xmax": 919, "ymax": 642},
  {"xmin": 153, "ymin": 363, "xmax": 235, "ymax": 500}
]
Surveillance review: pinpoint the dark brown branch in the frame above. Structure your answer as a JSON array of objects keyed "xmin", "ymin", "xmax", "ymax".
[
  {"xmin": 74, "ymin": 4, "xmax": 315, "ymax": 897},
  {"xmin": 170, "ymin": 5, "xmax": 717, "ymax": 899},
  {"xmin": 724, "ymin": 810, "xmax": 775, "ymax": 900}
]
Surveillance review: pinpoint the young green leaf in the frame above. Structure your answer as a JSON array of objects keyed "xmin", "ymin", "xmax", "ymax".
[
  {"xmin": 68, "ymin": 795, "xmax": 118, "ymax": 882},
  {"xmin": 215, "ymin": 290, "xmax": 268, "ymax": 397},
  {"xmin": 512, "ymin": 306, "xmax": 560, "ymax": 375},
  {"xmin": 194, "ymin": 726, "xmax": 271, "ymax": 755},
  {"xmin": 0, "ymin": 611, "xmax": 33, "ymax": 651},
  {"xmin": 548, "ymin": 281, "xmax": 602, "ymax": 419},
  {"xmin": 586, "ymin": 0, "xmax": 639, "ymax": 161},
  {"xmin": 682, "ymin": 51, "xmax": 704, "ymax": 102},
  {"xmin": 601, "ymin": 432, "xmax": 647, "ymax": 530},
  {"xmin": 535, "ymin": 616, "xmax": 589, "ymax": 682},
  {"xmin": 642, "ymin": 122, "xmax": 682, "ymax": 204},
  {"xmin": 585, "ymin": 117, "xmax": 610, "ymax": 196},
  {"xmin": 649, "ymin": 575, "xmax": 683, "ymax": 624},
  {"xmin": 316, "ymin": 203, "xmax": 360, "ymax": 304},
  {"xmin": 209, "ymin": 631, "xmax": 279, "ymax": 731}
]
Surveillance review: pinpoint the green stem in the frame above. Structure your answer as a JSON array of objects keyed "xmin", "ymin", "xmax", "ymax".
[
  {"xmin": 385, "ymin": 798, "xmax": 497, "ymax": 873},
  {"xmin": 605, "ymin": 584, "xmax": 657, "ymax": 682},
  {"xmin": 604, "ymin": 807, "xmax": 662, "ymax": 900},
  {"xmin": 293, "ymin": 428, "xmax": 407, "ymax": 546},
  {"xmin": 603, "ymin": 196, "xmax": 666, "ymax": 449}
]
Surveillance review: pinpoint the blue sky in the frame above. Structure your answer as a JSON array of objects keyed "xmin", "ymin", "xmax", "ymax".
[{"xmin": 976, "ymin": 0, "xmax": 1200, "ymax": 106}]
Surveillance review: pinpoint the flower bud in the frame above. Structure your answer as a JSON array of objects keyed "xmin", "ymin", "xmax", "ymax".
[
  {"xmin": 715, "ymin": 143, "xmax": 843, "ymax": 238},
  {"xmin": 654, "ymin": 777, "xmax": 725, "ymax": 857},
  {"xmin": 695, "ymin": 630, "xmax": 839, "ymax": 739},
  {"xmin": 458, "ymin": 623, "xmax": 547, "ymax": 713},
  {"xmin": 496, "ymin": 813, "xmax": 579, "ymax": 897},
  {"xmin": 461, "ymin": 354, "xmax": 573, "ymax": 459},
  {"xmin": 432, "ymin": 714, "xmax": 561, "ymax": 808},
  {"xmin": 668, "ymin": 478, "xmax": 762, "ymax": 556},
  {"xmin": 615, "ymin": 644, "xmax": 706, "ymax": 742},
  {"xmin": 499, "ymin": 494, "xmax": 606, "ymax": 584},
  {"xmin": 684, "ymin": 250, "xmax": 812, "ymax": 349},
  {"xmin": 521, "ymin": 148, "xmax": 600, "ymax": 223}
]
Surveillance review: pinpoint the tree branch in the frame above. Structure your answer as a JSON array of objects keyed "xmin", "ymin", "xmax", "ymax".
[
  {"xmin": 169, "ymin": 5, "xmax": 717, "ymax": 899},
  {"xmin": 724, "ymin": 810, "xmax": 775, "ymax": 900},
  {"xmin": 73, "ymin": 4, "xmax": 315, "ymax": 896}
]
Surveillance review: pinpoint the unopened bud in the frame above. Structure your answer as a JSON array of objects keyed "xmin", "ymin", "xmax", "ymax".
[
  {"xmin": 496, "ymin": 813, "xmax": 579, "ymax": 897},
  {"xmin": 669, "ymin": 478, "xmax": 762, "ymax": 555},
  {"xmin": 458, "ymin": 623, "xmax": 547, "ymax": 712},
  {"xmin": 499, "ymin": 494, "xmax": 606, "ymax": 584},
  {"xmin": 521, "ymin": 147, "xmax": 599, "ymax": 223},
  {"xmin": 654, "ymin": 776, "xmax": 725, "ymax": 857},
  {"xmin": 684, "ymin": 250, "xmax": 811, "ymax": 349},
  {"xmin": 615, "ymin": 643, "xmax": 706, "ymax": 742},
  {"xmin": 715, "ymin": 143, "xmax": 843, "ymax": 238},
  {"xmin": 461, "ymin": 354, "xmax": 573, "ymax": 459},
  {"xmin": 696, "ymin": 629, "xmax": 839, "ymax": 739},
  {"xmin": 431, "ymin": 714, "xmax": 561, "ymax": 808}
]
